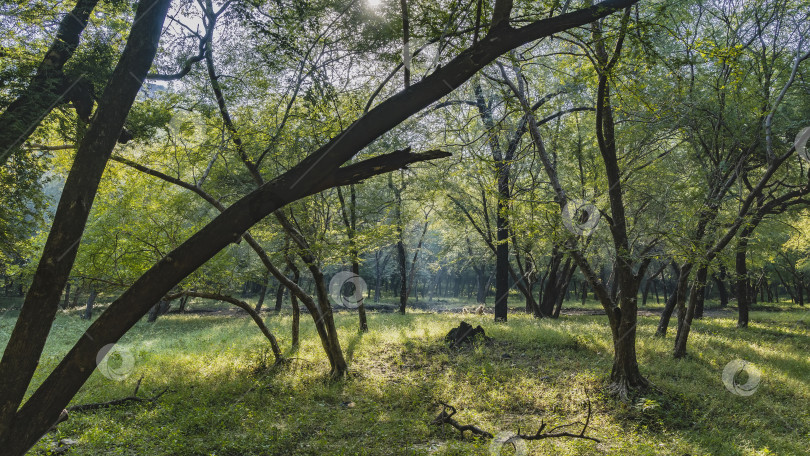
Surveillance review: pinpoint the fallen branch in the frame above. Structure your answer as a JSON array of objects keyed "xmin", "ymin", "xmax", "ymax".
[
  {"xmin": 515, "ymin": 398, "xmax": 600, "ymax": 443},
  {"xmin": 66, "ymin": 376, "xmax": 168, "ymax": 412},
  {"xmin": 431, "ymin": 401, "xmax": 493, "ymax": 439},
  {"xmin": 431, "ymin": 397, "xmax": 600, "ymax": 444},
  {"xmin": 49, "ymin": 376, "xmax": 168, "ymax": 432}
]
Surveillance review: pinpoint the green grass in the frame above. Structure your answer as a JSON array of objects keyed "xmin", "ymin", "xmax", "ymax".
[{"xmin": 1, "ymin": 300, "xmax": 808, "ymax": 455}]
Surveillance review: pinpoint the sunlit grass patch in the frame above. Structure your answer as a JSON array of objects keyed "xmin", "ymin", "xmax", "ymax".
[{"xmin": 2, "ymin": 306, "xmax": 806, "ymax": 455}]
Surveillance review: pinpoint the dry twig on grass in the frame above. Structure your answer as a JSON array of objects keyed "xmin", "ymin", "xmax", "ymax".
[
  {"xmin": 431, "ymin": 401, "xmax": 493, "ymax": 439},
  {"xmin": 431, "ymin": 397, "xmax": 600, "ymax": 444}
]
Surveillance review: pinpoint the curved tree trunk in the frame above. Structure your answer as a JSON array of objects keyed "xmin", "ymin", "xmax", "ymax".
[
  {"xmin": 656, "ymin": 262, "xmax": 684, "ymax": 337},
  {"xmin": 655, "ymin": 289, "xmax": 678, "ymax": 336},
  {"xmin": 0, "ymin": 0, "xmax": 172, "ymax": 448},
  {"xmin": 176, "ymin": 291, "xmax": 282, "ymax": 361}
]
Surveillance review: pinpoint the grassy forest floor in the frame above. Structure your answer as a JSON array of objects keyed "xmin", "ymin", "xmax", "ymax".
[{"xmin": 0, "ymin": 297, "xmax": 808, "ymax": 455}]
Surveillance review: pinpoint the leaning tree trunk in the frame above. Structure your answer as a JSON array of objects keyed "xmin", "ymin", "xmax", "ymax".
[
  {"xmin": 671, "ymin": 263, "xmax": 696, "ymax": 357},
  {"xmin": 273, "ymin": 211, "xmax": 348, "ymax": 376},
  {"xmin": 177, "ymin": 294, "xmax": 189, "ymax": 313},
  {"xmin": 655, "ymin": 289, "xmax": 678, "ymax": 336},
  {"xmin": 147, "ymin": 300, "xmax": 170, "ymax": 323},
  {"xmin": 309, "ymin": 266, "xmax": 348, "ymax": 376},
  {"xmin": 656, "ymin": 262, "xmax": 687, "ymax": 337},
  {"xmin": 254, "ymin": 273, "xmax": 270, "ymax": 311},
  {"xmin": 0, "ymin": 1, "xmax": 172, "ymax": 449},
  {"xmin": 674, "ymin": 259, "xmax": 714, "ymax": 357}
]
